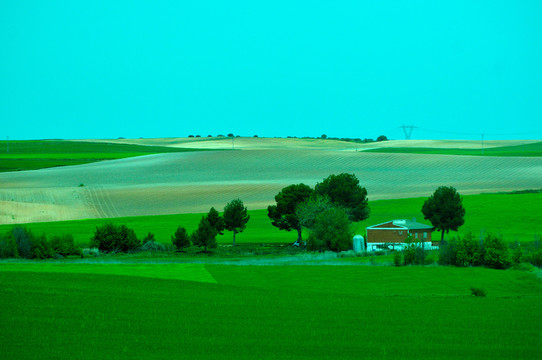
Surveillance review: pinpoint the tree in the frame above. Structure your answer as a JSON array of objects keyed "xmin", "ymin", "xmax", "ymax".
[
  {"xmin": 307, "ymin": 208, "xmax": 352, "ymax": 252},
  {"xmin": 422, "ymin": 186, "xmax": 466, "ymax": 242},
  {"xmin": 50, "ymin": 234, "xmax": 80, "ymax": 256},
  {"xmin": 223, "ymin": 199, "xmax": 250, "ymax": 246},
  {"xmin": 207, "ymin": 207, "xmax": 225, "ymax": 235},
  {"xmin": 30, "ymin": 234, "xmax": 53, "ymax": 259},
  {"xmin": 90, "ymin": 223, "xmax": 140, "ymax": 253},
  {"xmin": 191, "ymin": 217, "xmax": 217, "ymax": 252},
  {"xmin": 314, "ymin": 173, "xmax": 370, "ymax": 222},
  {"xmin": 171, "ymin": 226, "xmax": 190, "ymax": 251},
  {"xmin": 296, "ymin": 194, "xmax": 335, "ymax": 230},
  {"xmin": 116, "ymin": 225, "xmax": 140, "ymax": 252},
  {"xmin": 0, "ymin": 231, "xmax": 18, "ymax": 258},
  {"xmin": 376, "ymin": 135, "xmax": 388, "ymax": 141},
  {"xmin": 268, "ymin": 184, "xmax": 314, "ymax": 242}
]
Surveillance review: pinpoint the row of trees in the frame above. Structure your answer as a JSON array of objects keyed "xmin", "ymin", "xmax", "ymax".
[
  {"xmin": 171, "ymin": 199, "xmax": 250, "ymax": 252},
  {"xmin": 267, "ymin": 173, "xmax": 370, "ymax": 251},
  {"xmin": 0, "ymin": 227, "xmax": 80, "ymax": 259},
  {"xmin": 89, "ymin": 199, "xmax": 251, "ymax": 254}
]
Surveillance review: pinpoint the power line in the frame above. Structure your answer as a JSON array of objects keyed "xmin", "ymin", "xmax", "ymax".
[{"xmin": 416, "ymin": 127, "xmax": 542, "ymax": 137}]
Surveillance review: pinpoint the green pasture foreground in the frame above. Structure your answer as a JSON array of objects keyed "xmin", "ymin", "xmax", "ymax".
[
  {"xmin": 0, "ymin": 265, "xmax": 540, "ymax": 359},
  {"xmin": 0, "ymin": 140, "xmax": 202, "ymax": 172},
  {"xmin": 0, "ymin": 263, "xmax": 217, "ymax": 283},
  {"xmin": 2, "ymin": 192, "xmax": 540, "ymax": 246},
  {"xmin": 364, "ymin": 141, "xmax": 542, "ymax": 157}
]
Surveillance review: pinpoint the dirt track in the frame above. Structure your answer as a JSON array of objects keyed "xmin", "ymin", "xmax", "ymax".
[{"xmin": 1, "ymin": 146, "xmax": 541, "ymax": 224}]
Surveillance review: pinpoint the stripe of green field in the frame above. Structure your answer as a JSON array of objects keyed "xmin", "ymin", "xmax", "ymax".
[
  {"xmin": 363, "ymin": 141, "xmax": 542, "ymax": 157},
  {"xmin": 0, "ymin": 262, "xmax": 216, "ymax": 283},
  {"xmin": 1, "ymin": 192, "xmax": 540, "ymax": 245},
  {"xmin": 0, "ymin": 140, "xmax": 206, "ymax": 172},
  {"xmin": 0, "ymin": 266, "xmax": 540, "ymax": 359}
]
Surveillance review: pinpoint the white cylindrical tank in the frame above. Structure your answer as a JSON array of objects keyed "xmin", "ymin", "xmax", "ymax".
[{"xmin": 353, "ymin": 235, "xmax": 364, "ymax": 253}]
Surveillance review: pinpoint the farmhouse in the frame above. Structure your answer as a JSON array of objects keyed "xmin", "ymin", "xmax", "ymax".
[{"xmin": 366, "ymin": 219, "xmax": 436, "ymax": 252}]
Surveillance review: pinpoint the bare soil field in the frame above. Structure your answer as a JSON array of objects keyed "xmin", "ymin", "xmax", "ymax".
[{"xmin": 1, "ymin": 138, "xmax": 541, "ymax": 224}]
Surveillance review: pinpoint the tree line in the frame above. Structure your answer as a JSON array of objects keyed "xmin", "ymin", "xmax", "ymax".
[{"xmin": 91, "ymin": 199, "xmax": 250, "ymax": 254}]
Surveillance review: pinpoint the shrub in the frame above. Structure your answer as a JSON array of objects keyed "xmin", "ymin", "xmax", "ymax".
[
  {"xmin": 31, "ymin": 234, "xmax": 53, "ymax": 259},
  {"xmin": 90, "ymin": 223, "xmax": 140, "ymax": 253},
  {"xmin": 510, "ymin": 242, "xmax": 523, "ymax": 267},
  {"xmin": 142, "ymin": 232, "xmax": 155, "ymax": 243},
  {"xmin": 172, "ymin": 227, "xmax": 190, "ymax": 251},
  {"xmin": 525, "ymin": 240, "xmax": 542, "ymax": 267},
  {"xmin": 82, "ymin": 248, "xmax": 100, "ymax": 257},
  {"xmin": 438, "ymin": 237, "xmax": 458, "ymax": 266},
  {"xmin": 456, "ymin": 232, "xmax": 482, "ymax": 267},
  {"xmin": 393, "ymin": 251, "xmax": 402, "ymax": 266},
  {"xmin": 141, "ymin": 232, "xmax": 165, "ymax": 252},
  {"xmin": 141, "ymin": 239, "xmax": 165, "ymax": 252},
  {"xmin": 51, "ymin": 234, "xmax": 81, "ymax": 256},
  {"xmin": 470, "ymin": 287, "xmax": 486, "ymax": 297},
  {"xmin": 402, "ymin": 236, "xmax": 427, "ymax": 265},
  {"xmin": 0, "ymin": 232, "xmax": 18, "ymax": 258},
  {"xmin": 483, "ymin": 233, "xmax": 510, "ymax": 269},
  {"xmin": 403, "ymin": 236, "xmax": 417, "ymax": 265}
]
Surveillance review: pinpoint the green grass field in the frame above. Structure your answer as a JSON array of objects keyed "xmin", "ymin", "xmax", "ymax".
[
  {"xmin": 0, "ymin": 140, "xmax": 203, "ymax": 172},
  {"xmin": 0, "ymin": 264, "xmax": 540, "ymax": 359},
  {"xmin": 1, "ymin": 192, "xmax": 539, "ymax": 246},
  {"xmin": 363, "ymin": 141, "xmax": 542, "ymax": 157}
]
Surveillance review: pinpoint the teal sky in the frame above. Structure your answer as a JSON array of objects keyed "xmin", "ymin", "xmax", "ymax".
[{"xmin": 1, "ymin": 1, "xmax": 541, "ymax": 140}]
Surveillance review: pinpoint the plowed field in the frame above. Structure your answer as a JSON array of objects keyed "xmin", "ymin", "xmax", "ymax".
[{"xmin": 1, "ymin": 139, "xmax": 541, "ymax": 224}]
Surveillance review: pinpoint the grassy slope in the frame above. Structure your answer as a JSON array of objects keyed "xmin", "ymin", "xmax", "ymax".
[
  {"xmin": 363, "ymin": 141, "xmax": 542, "ymax": 157},
  {"xmin": 0, "ymin": 266, "xmax": 540, "ymax": 359},
  {"xmin": 0, "ymin": 140, "xmax": 203, "ymax": 172},
  {"xmin": 1, "ymin": 192, "xmax": 540, "ymax": 245}
]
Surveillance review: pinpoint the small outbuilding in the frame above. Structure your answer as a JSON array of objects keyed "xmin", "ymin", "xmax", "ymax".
[{"xmin": 366, "ymin": 219, "xmax": 436, "ymax": 252}]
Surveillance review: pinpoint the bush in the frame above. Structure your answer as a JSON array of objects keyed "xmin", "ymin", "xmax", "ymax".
[
  {"xmin": 142, "ymin": 232, "xmax": 155, "ymax": 243},
  {"xmin": 402, "ymin": 236, "xmax": 427, "ymax": 265},
  {"xmin": 510, "ymin": 242, "xmax": 523, "ymax": 267},
  {"xmin": 438, "ymin": 237, "xmax": 458, "ymax": 266},
  {"xmin": 83, "ymin": 248, "xmax": 100, "ymax": 257},
  {"xmin": 307, "ymin": 208, "xmax": 352, "ymax": 252},
  {"xmin": 470, "ymin": 287, "xmax": 486, "ymax": 297},
  {"xmin": 51, "ymin": 234, "xmax": 81, "ymax": 256},
  {"xmin": 141, "ymin": 239, "xmax": 165, "ymax": 252},
  {"xmin": 483, "ymin": 233, "xmax": 510, "ymax": 269},
  {"xmin": 525, "ymin": 240, "xmax": 542, "ymax": 267},
  {"xmin": 456, "ymin": 232, "xmax": 482, "ymax": 267},
  {"xmin": 90, "ymin": 223, "xmax": 141, "ymax": 253},
  {"xmin": 31, "ymin": 234, "xmax": 53, "ymax": 259},
  {"xmin": 403, "ymin": 236, "xmax": 416, "ymax": 265},
  {"xmin": 393, "ymin": 251, "xmax": 402, "ymax": 266},
  {"xmin": 141, "ymin": 232, "xmax": 165, "ymax": 252},
  {"xmin": 0, "ymin": 232, "xmax": 18, "ymax": 258}
]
